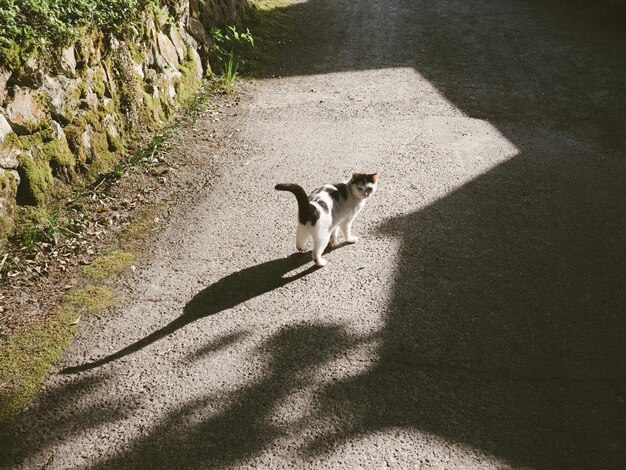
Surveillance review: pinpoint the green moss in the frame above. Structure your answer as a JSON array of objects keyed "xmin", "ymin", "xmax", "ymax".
[
  {"xmin": 91, "ymin": 67, "xmax": 108, "ymax": 99},
  {"xmin": 63, "ymin": 123, "xmax": 88, "ymax": 164},
  {"xmin": 0, "ymin": 279, "xmax": 116, "ymax": 423},
  {"xmin": 61, "ymin": 285, "xmax": 114, "ymax": 315},
  {"xmin": 106, "ymin": 130, "xmax": 123, "ymax": 152},
  {"xmin": 141, "ymin": 91, "xmax": 167, "ymax": 125},
  {"xmin": 122, "ymin": 203, "xmax": 161, "ymax": 241},
  {"xmin": 40, "ymin": 138, "xmax": 75, "ymax": 174},
  {"xmin": 176, "ymin": 50, "xmax": 202, "ymax": 106},
  {"xmin": 0, "ymin": 309, "xmax": 77, "ymax": 423},
  {"xmin": 0, "ymin": 169, "xmax": 18, "ymax": 196},
  {"xmin": 83, "ymin": 250, "xmax": 134, "ymax": 280},
  {"xmin": 85, "ymin": 129, "xmax": 116, "ymax": 177},
  {"xmin": 0, "ymin": 131, "xmax": 22, "ymax": 152},
  {"xmin": 16, "ymin": 151, "xmax": 53, "ymax": 206},
  {"xmin": 0, "ymin": 171, "xmax": 18, "ymax": 245}
]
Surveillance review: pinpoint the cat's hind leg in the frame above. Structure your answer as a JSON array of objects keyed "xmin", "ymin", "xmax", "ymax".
[
  {"xmin": 296, "ymin": 223, "xmax": 308, "ymax": 251},
  {"xmin": 312, "ymin": 231, "xmax": 331, "ymax": 266}
]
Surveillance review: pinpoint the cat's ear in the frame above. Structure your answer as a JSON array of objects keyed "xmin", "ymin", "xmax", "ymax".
[
  {"xmin": 351, "ymin": 171, "xmax": 359, "ymax": 179},
  {"xmin": 371, "ymin": 173, "xmax": 379, "ymax": 183}
]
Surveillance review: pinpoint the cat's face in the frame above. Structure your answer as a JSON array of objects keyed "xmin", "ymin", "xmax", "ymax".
[{"xmin": 350, "ymin": 172, "xmax": 378, "ymax": 199}]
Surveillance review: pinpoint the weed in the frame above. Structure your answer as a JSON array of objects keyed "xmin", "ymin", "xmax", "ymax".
[
  {"xmin": 221, "ymin": 51, "xmax": 239, "ymax": 93},
  {"xmin": 209, "ymin": 24, "xmax": 255, "ymax": 91}
]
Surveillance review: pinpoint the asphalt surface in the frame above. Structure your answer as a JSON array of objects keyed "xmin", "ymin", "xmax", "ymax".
[{"xmin": 2, "ymin": 0, "xmax": 625, "ymax": 468}]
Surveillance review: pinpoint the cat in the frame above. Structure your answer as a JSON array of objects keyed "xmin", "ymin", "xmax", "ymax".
[{"xmin": 275, "ymin": 172, "xmax": 378, "ymax": 266}]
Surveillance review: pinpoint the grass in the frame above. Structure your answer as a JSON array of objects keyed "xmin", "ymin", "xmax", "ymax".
[{"xmin": 221, "ymin": 51, "xmax": 239, "ymax": 93}]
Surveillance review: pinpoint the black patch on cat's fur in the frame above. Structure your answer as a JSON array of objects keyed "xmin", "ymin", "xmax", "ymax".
[
  {"xmin": 309, "ymin": 205, "xmax": 320, "ymax": 225},
  {"xmin": 331, "ymin": 183, "xmax": 348, "ymax": 200},
  {"xmin": 318, "ymin": 200, "xmax": 328, "ymax": 212}
]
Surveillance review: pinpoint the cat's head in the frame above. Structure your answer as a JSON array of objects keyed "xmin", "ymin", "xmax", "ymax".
[{"xmin": 349, "ymin": 172, "xmax": 378, "ymax": 199}]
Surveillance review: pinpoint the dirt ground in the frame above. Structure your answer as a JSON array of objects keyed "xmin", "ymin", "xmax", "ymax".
[{"xmin": 2, "ymin": 0, "xmax": 625, "ymax": 468}]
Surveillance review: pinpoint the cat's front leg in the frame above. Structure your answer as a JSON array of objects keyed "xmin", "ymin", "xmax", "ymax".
[{"xmin": 341, "ymin": 221, "xmax": 358, "ymax": 244}]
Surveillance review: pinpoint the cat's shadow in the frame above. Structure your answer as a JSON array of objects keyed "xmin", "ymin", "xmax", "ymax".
[{"xmin": 60, "ymin": 248, "xmax": 340, "ymax": 375}]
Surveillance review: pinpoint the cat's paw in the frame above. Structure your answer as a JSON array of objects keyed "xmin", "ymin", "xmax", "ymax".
[
  {"xmin": 296, "ymin": 245, "xmax": 306, "ymax": 252},
  {"xmin": 314, "ymin": 257, "xmax": 327, "ymax": 267},
  {"xmin": 346, "ymin": 235, "xmax": 359, "ymax": 244}
]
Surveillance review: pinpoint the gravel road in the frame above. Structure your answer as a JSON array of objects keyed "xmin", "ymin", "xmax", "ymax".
[{"xmin": 2, "ymin": 0, "xmax": 625, "ymax": 468}]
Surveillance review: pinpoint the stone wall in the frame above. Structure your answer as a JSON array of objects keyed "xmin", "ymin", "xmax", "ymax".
[{"xmin": 0, "ymin": 0, "xmax": 249, "ymax": 246}]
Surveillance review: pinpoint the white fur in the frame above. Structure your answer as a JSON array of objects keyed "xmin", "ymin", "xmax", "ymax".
[{"xmin": 296, "ymin": 179, "xmax": 377, "ymax": 266}]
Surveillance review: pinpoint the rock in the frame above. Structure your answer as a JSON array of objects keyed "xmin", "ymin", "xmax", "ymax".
[
  {"xmin": 4, "ymin": 86, "xmax": 47, "ymax": 134},
  {"xmin": 132, "ymin": 60, "xmax": 145, "ymax": 80},
  {"xmin": 190, "ymin": 48, "xmax": 204, "ymax": 79},
  {"xmin": 144, "ymin": 68, "xmax": 158, "ymax": 85},
  {"xmin": 0, "ymin": 114, "xmax": 20, "ymax": 169},
  {"xmin": 20, "ymin": 57, "xmax": 45, "ymax": 88},
  {"xmin": 0, "ymin": 147, "xmax": 20, "ymax": 169},
  {"xmin": 152, "ymin": 45, "xmax": 171, "ymax": 73},
  {"xmin": 60, "ymin": 46, "xmax": 77, "ymax": 76},
  {"xmin": 144, "ymin": 17, "xmax": 157, "ymax": 41},
  {"xmin": 51, "ymin": 120, "xmax": 65, "ymax": 140},
  {"xmin": 187, "ymin": 17, "xmax": 208, "ymax": 45},
  {"xmin": 103, "ymin": 114, "xmax": 119, "ymax": 137},
  {"xmin": 157, "ymin": 32, "xmax": 180, "ymax": 68},
  {"xmin": 0, "ymin": 113, "xmax": 12, "ymax": 142},
  {"xmin": 0, "ymin": 67, "xmax": 11, "ymax": 107},
  {"xmin": 163, "ymin": 69, "xmax": 182, "ymax": 99},
  {"xmin": 82, "ymin": 127, "xmax": 92, "ymax": 153},
  {"xmin": 42, "ymin": 75, "xmax": 82, "ymax": 124},
  {"xmin": 169, "ymin": 27, "xmax": 187, "ymax": 61},
  {"xmin": 84, "ymin": 91, "xmax": 99, "ymax": 110},
  {"xmin": 178, "ymin": 27, "xmax": 199, "ymax": 50}
]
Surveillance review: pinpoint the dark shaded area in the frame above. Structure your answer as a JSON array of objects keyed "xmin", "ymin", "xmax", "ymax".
[
  {"xmin": 61, "ymin": 252, "xmax": 317, "ymax": 374},
  {"xmin": 0, "ymin": 374, "xmax": 137, "ymax": 466},
  {"xmin": 89, "ymin": 324, "xmax": 361, "ymax": 470}
]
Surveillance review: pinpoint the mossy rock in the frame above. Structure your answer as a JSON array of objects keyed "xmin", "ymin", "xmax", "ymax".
[
  {"xmin": 16, "ymin": 151, "xmax": 53, "ymax": 206},
  {"xmin": 0, "ymin": 170, "xmax": 19, "ymax": 246}
]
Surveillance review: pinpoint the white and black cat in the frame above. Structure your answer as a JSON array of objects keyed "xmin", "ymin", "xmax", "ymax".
[{"xmin": 276, "ymin": 172, "xmax": 378, "ymax": 266}]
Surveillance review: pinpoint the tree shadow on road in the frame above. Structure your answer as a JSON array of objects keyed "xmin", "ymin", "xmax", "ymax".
[
  {"xmin": 60, "ymin": 252, "xmax": 318, "ymax": 374},
  {"xmin": 87, "ymin": 323, "xmax": 362, "ymax": 470}
]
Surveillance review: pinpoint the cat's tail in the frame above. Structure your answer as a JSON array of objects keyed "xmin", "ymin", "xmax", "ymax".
[{"xmin": 275, "ymin": 183, "xmax": 313, "ymax": 223}]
